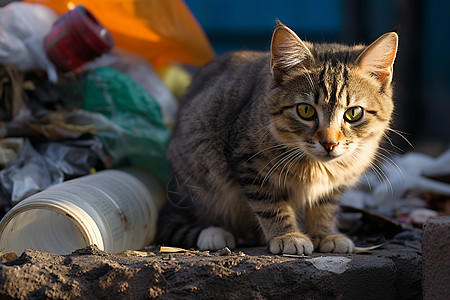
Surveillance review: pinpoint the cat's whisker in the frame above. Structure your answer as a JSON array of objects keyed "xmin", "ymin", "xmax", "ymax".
[
  {"xmin": 373, "ymin": 152, "xmax": 402, "ymax": 179},
  {"xmin": 260, "ymin": 131, "xmax": 274, "ymax": 144},
  {"xmin": 364, "ymin": 161, "xmax": 387, "ymax": 191},
  {"xmin": 262, "ymin": 148, "xmax": 301, "ymax": 186},
  {"xmin": 246, "ymin": 144, "xmax": 288, "ymax": 163},
  {"xmin": 253, "ymin": 123, "xmax": 273, "ymax": 138},
  {"xmin": 382, "ymin": 133, "xmax": 405, "ymax": 154},
  {"xmin": 382, "ymin": 133, "xmax": 395, "ymax": 148},
  {"xmin": 246, "ymin": 141, "xmax": 303, "ymax": 163},
  {"xmin": 378, "ymin": 144, "xmax": 398, "ymax": 156},
  {"xmin": 353, "ymin": 148, "xmax": 394, "ymax": 195},
  {"xmin": 374, "ymin": 165, "xmax": 394, "ymax": 195},
  {"xmin": 347, "ymin": 151, "xmax": 373, "ymax": 190},
  {"xmin": 278, "ymin": 148, "xmax": 305, "ymax": 187},
  {"xmin": 283, "ymin": 151, "xmax": 305, "ymax": 187},
  {"xmin": 363, "ymin": 146, "xmax": 400, "ymax": 168},
  {"xmin": 262, "ymin": 145, "xmax": 306, "ymax": 187},
  {"xmin": 386, "ymin": 128, "xmax": 414, "ymax": 149},
  {"xmin": 368, "ymin": 160, "xmax": 392, "ymax": 190},
  {"xmin": 351, "ymin": 149, "xmax": 384, "ymax": 182},
  {"xmin": 276, "ymin": 150, "xmax": 298, "ymax": 187},
  {"xmin": 363, "ymin": 171, "xmax": 372, "ymax": 191},
  {"xmin": 255, "ymin": 147, "xmax": 298, "ymax": 185},
  {"xmin": 362, "ymin": 146, "xmax": 403, "ymax": 181}
]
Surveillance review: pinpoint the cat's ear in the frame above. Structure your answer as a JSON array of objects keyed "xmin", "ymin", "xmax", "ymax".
[
  {"xmin": 356, "ymin": 32, "xmax": 398, "ymax": 84},
  {"xmin": 271, "ymin": 20, "xmax": 312, "ymax": 80}
]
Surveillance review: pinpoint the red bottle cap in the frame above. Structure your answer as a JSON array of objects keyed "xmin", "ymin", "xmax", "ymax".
[{"xmin": 44, "ymin": 5, "xmax": 114, "ymax": 73}]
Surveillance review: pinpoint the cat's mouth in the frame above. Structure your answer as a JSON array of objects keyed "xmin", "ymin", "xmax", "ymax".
[{"xmin": 314, "ymin": 152, "xmax": 343, "ymax": 162}]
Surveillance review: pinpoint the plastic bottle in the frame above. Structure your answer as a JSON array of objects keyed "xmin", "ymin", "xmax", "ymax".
[{"xmin": 0, "ymin": 169, "xmax": 165, "ymax": 255}]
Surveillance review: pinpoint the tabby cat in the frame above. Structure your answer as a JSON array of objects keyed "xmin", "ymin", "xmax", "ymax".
[{"xmin": 156, "ymin": 21, "xmax": 398, "ymax": 255}]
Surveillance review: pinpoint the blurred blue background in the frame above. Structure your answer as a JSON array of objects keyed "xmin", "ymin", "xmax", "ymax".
[{"xmin": 185, "ymin": 0, "xmax": 450, "ymax": 155}]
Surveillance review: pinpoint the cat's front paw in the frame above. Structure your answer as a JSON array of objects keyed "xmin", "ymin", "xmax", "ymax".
[
  {"xmin": 269, "ymin": 232, "xmax": 314, "ymax": 255},
  {"xmin": 313, "ymin": 233, "xmax": 354, "ymax": 254},
  {"xmin": 197, "ymin": 226, "xmax": 236, "ymax": 251}
]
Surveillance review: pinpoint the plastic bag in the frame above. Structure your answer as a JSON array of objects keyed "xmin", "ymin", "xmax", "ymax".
[
  {"xmin": 0, "ymin": 2, "xmax": 59, "ymax": 82},
  {"xmin": 0, "ymin": 138, "xmax": 24, "ymax": 168},
  {"xmin": 341, "ymin": 149, "xmax": 450, "ymax": 217},
  {"xmin": 0, "ymin": 64, "xmax": 93, "ymax": 140},
  {"xmin": 0, "ymin": 138, "xmax": 105, "ymax": 204},
  {"xmin": 25, "ymin": 0, "xmax": 215, "ymax": 69},
  {"xmin": 84, "ymin": 49, "xmax": 179, "ymax": 128},
  {"xmin": 81, "ymin": 67, "xmax": 171, "ymax": 184}
]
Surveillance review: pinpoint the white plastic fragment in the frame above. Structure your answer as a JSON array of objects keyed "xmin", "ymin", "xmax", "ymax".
[{"xmin": 306, "ymin": 256, "xmax": 351, "ymax": 274}]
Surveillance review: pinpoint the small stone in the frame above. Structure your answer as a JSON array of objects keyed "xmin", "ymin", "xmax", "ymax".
[
  {"xmin": 119, "ymin": 250, "xmax": 148, "ymax": 257},
  {"xmin": 72, "ymin": 245, "xmax": 109, "ymax": 256},
  {"xmin": 3, "ymin": 251, "xmax": 18, "ymax": 262},
  {"xmin": 162, "ymin": 254, "xmax": 176, "ymax": 261},
  {"xmin": 215, "ymin": 247, "xmax": 232, "ymax": 256}
]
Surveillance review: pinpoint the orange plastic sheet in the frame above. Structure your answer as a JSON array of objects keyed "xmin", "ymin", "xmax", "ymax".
[{"xmin": 25, "ymin": 0, "xmax": 215, "ymax": 69}]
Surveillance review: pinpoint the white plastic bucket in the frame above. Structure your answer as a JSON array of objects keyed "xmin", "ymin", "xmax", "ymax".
[{"xmin": 0, "ymin": 168, "xmax": 165, "ymax": 255}]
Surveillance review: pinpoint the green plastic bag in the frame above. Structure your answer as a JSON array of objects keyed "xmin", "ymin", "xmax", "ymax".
[{"xmin": 82, "ymin": 67, "xmax": 171, "ymax": 184}]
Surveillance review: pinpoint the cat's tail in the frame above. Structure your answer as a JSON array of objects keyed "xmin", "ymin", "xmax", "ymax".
[{"xmin": 155, "ymin": 202, "xmax": 205, "ymax": 249}]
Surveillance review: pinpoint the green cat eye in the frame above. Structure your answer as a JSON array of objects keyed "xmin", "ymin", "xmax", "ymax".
[
  {"xmin": 344, "ymin": 106, "xmax": 363, "ymax": 122},
  {"xmin": 297, "ymin": 104, "xmax": 316, "ymax": 120}
]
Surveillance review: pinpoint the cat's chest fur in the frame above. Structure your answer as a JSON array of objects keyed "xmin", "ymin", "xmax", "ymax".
[{"xmin": 287, "ymin": 161, "xmax": 361, "ymax": 207}]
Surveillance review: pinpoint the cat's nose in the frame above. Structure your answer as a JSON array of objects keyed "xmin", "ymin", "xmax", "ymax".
[{"xmin": 320, "ymin": 141, "xmax": 339, "ymax": 153}]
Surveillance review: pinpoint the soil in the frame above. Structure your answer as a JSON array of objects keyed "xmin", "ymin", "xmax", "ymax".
[{"xmin": 0, "ymin": 239, "xmax": 422, "ymax": 299}]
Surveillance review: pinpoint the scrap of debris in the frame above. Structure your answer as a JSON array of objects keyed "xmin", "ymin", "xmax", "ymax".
[
  {"xmin": 1, "ymin": 251, "xmax": 18, "ymax": 263},
  {"xmin": 119, "ymin": 250, "xmax": 149, "ymax": 257},
  {"xmin": 159, "ymin": 246, "xmax": 190, "ymax": 253},
  {"xmin": 215, "ymin": 247, "xmax": 232, "ymax": 256},
  {"xmin": 340, "ymin": 149, "xmax": 450, "ymax": 237}
]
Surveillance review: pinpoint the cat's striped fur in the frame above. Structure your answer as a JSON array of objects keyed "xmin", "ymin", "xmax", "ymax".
[{"xmin": 156, "ymin": 21, "xmax": 398, "ymax": 255}]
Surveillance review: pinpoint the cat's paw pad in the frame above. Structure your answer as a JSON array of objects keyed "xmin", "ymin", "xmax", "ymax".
[
  {"xmin": 317, "ymin": 234, "xmax": 354, "ymax": 254},
  {"xmin": 269, "ymin": 232, "xmax": 314, "ymax": 255},
  {"xmin": 197, "ymin": 226, "xmax": 236, "ymax": 251}
]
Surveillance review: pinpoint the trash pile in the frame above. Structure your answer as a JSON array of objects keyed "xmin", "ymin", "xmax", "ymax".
[
  {"xmin": 341, "ymin": 148, "xmax": 450, "ymax": 231},
  {"xmin": 0, "ymin": 0, "xmax": 214, "ymax": 216}
]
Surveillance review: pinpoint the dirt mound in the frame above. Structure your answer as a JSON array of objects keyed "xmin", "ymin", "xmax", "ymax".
[{"xmin": 0, "ymin": 241, "xmax": 422, "ymax": 299}]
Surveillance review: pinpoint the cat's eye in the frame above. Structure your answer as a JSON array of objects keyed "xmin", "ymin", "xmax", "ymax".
[
  {"xmin": 344, "ymin": 106, "xmax": 363, "ymax": 122},
  {"xmin": 297, "ymin": 104, "xmax": 317, "ymax": 120}
]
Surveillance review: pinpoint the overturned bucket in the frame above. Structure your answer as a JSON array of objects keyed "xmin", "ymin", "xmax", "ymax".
[{"xmin": 0, "ymin": 169, "xmax": 165, "ymax": 255}]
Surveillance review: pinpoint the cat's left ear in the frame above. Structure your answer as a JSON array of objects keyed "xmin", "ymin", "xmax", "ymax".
[
  {"xmin": 271, "ymin": 20, "xmax": 313, "ymax": 80},
  {"xmin": 357, "ymin": 32, "xmax": 398, "ymax": 84}
]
